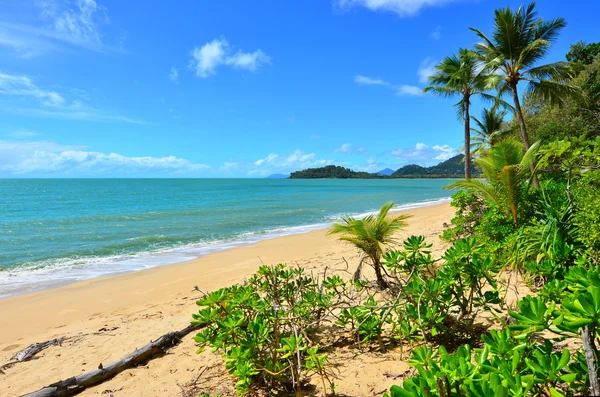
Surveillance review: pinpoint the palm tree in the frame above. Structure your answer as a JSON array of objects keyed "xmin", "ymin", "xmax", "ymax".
[
  {"xmin": 446, "ymin": 139, "xmax": 539, "ymax": 226},
  {"xmin": 424, "ymin": 48, "xmax": 500, "ymax": 179},
  {"xmin": 328, "ymin": 202, "xmax": 410, "ymax": 289},
  {"xmin": 470, "ymin": 107, "xmax": 508, "ymax": 157},
  {"xmin": 470, "ymin": 2, "xmax": 576, "ymax": 186}
]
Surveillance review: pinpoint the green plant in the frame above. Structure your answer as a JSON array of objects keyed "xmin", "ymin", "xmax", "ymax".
[
  {"xmin": 470, "ymin": 106, "xmax": 509, "ymax": 157},
  {"xmin": 328, "ymin": 201, "xmax": 411, "ymax": 289},
  {"xmin": 192, "ymin": 264, "xmax": 334, "ymax": 396},
  {"xmin": 424, "ymin": 48, "xmax": 501, "ymax": 179},
  {"xmin": 470, "ymin": 2, "xmax": 577, "ymax": 188},
  {"xmin": 447, "ymin": 139, "xmax": 539, "ymax": 226}
]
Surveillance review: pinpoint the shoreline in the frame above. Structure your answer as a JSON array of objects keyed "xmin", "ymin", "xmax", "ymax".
[
  {"xmin": 0, "ymin": 202, "xmax": 454, "ymax": 396},
  {"xmin": 0, "ymin": 197, "xmax": 451, "ymax": 300}
]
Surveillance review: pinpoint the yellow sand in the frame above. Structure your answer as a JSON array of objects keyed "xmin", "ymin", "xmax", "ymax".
[{"xmin": 0, "ymin": 203, "xmax": 454, "ymax": 397}]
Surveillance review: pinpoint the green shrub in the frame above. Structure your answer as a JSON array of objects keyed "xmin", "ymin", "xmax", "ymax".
[{"xmin": 192, "ymin": 264, "xmax": 333, "ymax": 395}]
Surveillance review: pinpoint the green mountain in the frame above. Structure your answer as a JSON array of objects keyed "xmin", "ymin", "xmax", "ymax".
[
  {"xmin": 392, "ymin": 154, "xmax": 478, "ymax": 178},
  {"xmin": 289, "ymin": 155, "xmax": 478, "ymax": 179},
  {"xmin": 289, "ymin": 165, "xmax": 383, "ymax": 179}
]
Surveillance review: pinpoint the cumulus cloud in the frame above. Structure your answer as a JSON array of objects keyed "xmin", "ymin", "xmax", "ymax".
[
  {"xmin": 335, "ymin": 143, "xmax": 352, "ymax": 153},
  {"xmin": 190, "ymin": 37, "xmax": 271, "ymax": 78},
  {"xmin": 248, "ymin": 150, "xmax": 333, "ymax": 176},
  {"xmin": 168, "ymin": 66, "xmax": 179, "ymax": 82},
  {"xmin": 0, "ymin": 72, "xmax": 141, "ymax": 123},
  {"xmin": 0, "ymin": 140, "xmax": 209, "ymax": 176},
  {"xmin": 336, "ymin": 0, "xmax": 461, "ymax": 17},
  {"xmin": 418, "ymin": 57, "xmax": 437, "ymax": 84},
  {"xmin": 397, "ymin": 85, "xmax": 424, "ymax": 96},
  {"xmin": 432, "ymin": 144, "xmax": 456, "ymax": 160},
  {"xmin": 391, "ymin": 142, "xmax": 457, "ymax": 164},
  {"xmin": 225, "ymin": 49, "xmax": 271, "ymax": 72}
]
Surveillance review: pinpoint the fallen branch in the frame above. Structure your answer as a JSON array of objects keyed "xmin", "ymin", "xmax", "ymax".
[
  {"xmin": 22, "ymin": 323, "xmax": 204, "ymax": 397},
  {"xmin": 1, "ymin": 338, "xmax": 65, "ymax": 374}
]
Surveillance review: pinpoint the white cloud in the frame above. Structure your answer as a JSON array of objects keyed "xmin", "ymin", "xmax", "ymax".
[
  {"xmin": 48, "ymin": 0, "xmax": 105, "ymax": 44},
  {"xmin": 354, "ymin": 75, "xmax": 389, "ymax": 86},
  {"xmin": 0, "ymin": 73, "xmax": 65, "ymax": 106},
  {"xmin": 190, "ymin": 38, "xmax": 228, "ymax": 78},
  {"xmin": 0, "ymin": 72, "xmax": 141, "ymax": 123},
  {"xmin": 432, "ymin": 144, "xmax": 456, "ymax": 160},
  {"xmin": 429, "ymin": 26, "xmax": 442, "ymax": 40},
  {"xmin": 168, "ymin": 66, "xmax": 178, "ymax": 83},
  {"xmin": 335, "ymin": 143, "xmax": 352, "ymax": 153},
  {"xmin": 190, "ymin": 37, "xmax": 270, "ymax": 78},
  {"xmin": 0, "ymin": 140, "xmax": 209, "ymax": 176},
  {"xmin": 248, "ymin": 149, "xmax": 333, "ymax": 176},
  {"xmin": 417, "ymin": 57, "xmax": 437, "ymax": 84},
  {"xmin": 356, "ymin": 67, "xmax": 429, "ymax": 97},
  {"xmin": 225, "ymin": 49, "xmax": 271, "ymax": 72},
  {"xmin": 397, "ymin": 85, "xmax": 424, "ymax": 96},
  {"xmin": 336, "ymin": 0, "xmax": 461, "ymax": 17},
  {"xmin": 0, "ymin": 0, "xmax": 116, "ymax": 57},
  {"xmin": 391, "ymin": 142, "xmax": 457, "ymax": 164},
  {"xmin": 254, "ymin": 153, "xmax": 278, "ymax": 166}
]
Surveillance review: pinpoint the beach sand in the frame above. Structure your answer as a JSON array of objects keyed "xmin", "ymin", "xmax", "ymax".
[{"xmin": 0, "ymin": 202, "xmax": 454, "ymax": 397}]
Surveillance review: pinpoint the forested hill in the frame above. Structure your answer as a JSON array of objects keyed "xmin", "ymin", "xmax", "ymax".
[
  {"xmin": 392, "ymin": 155, "xmax": 479, "ymax": 178},
  {"xmin": 289, "ymin": 165, "xmax": 381, "ymax": 179},
  {"xmin": 288, "ymin": 155, "xmax": 479, "ymax": 179}
]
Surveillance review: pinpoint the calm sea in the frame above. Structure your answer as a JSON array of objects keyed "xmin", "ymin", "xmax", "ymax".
[{"xmin": 0, "ymin": 178, "xmax": 453, "ymax": 298}]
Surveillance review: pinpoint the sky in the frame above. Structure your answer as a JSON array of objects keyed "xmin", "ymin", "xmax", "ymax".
[{"xmin": 0, "ymin": 0, "xmax": 597, "ymax": 178}]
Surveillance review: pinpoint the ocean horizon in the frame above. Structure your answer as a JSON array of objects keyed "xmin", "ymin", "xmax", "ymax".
[{"xmin": 0, "ymin": 178, "xmax": 454, "ymax": 298}]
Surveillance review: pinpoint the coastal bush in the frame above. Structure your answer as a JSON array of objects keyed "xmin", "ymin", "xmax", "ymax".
[
  {"xmin": 192, "ymin": 264, "xmax": 334, "ymax": 396},
  {"xmin": 383, "ymin": 236, "xmax": 501, "ymax": 340},
  {"xmin": 328, "ymin": 201, "xmax": 411, "ymax": 289},
  {"xmin": 385, "ymin": 262, "xmax": 600, "ymax": 397},
  {"xmin": 573, "ymin": 171, "xmax": 600, "ymax": 260}
]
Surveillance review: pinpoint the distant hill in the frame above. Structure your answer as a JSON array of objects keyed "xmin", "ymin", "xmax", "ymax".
[
  {"xmin": 266, "ymin": 174, "xmax": 289, "ymax": 179},
  {"xmin": 289, "ymin": 155, "xmax": 479, "ymax": 179},
  {"xmin": 289, "ymin": 165, "xmax": 382, "ymax": 179},
  {"xmin": 392, "ymin": 154, "xmax": 478, "ymax": 178},
  {"xmin": 376, "ymin": 168, "xmax": 395, "ymax": 176}
]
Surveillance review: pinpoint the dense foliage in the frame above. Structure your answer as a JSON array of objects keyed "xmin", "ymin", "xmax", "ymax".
[
  {"xmin": 193, "ymin": 4, "xmax": 600, "ymax": 396},
  {"xmin": 385, "ymin": 2, "xmax": 600, "ymax": 396}
]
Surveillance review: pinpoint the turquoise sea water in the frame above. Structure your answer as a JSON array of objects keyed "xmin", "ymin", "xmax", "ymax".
[{"xmin": 0, "ymin": 179, "xmax": 453, "ymax": 298}]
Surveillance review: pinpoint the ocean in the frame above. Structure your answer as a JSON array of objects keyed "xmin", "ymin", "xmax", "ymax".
[{"xmin": 0, "ymin": 178, "xmax": 454, "ymax": 298}]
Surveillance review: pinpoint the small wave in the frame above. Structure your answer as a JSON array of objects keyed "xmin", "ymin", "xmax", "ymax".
[{"xmin": 0, "ymin": 197, "xmax": 450, "ymax": 299}]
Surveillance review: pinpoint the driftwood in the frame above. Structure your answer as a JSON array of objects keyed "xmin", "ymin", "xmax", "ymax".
[
  {"xmin": 0, "ymin": 338, "xmax": 65, "ymax": 374},
  {"xmin": 22, "ymin": 323, "xmax": 204, "ymax": 397}
]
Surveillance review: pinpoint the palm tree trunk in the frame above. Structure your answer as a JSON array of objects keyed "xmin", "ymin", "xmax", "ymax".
[
  {"xmin": 373, "ymin": 258, "xmax": 388, "ymax": 290},
  {"xmin": 464, "ymin": 97, "xmax": 472, "ymax": 180},
  {"xmin": 510, "ymin": 83, "xmax": 540, "ymax": 188}
]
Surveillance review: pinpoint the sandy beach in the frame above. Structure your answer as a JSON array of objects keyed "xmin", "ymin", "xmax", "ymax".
[{"xmin": 0, "ymin": 202, "xmax": 454, "ymax": 397}]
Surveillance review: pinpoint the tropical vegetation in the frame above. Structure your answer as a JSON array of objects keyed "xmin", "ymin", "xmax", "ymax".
[
  {"xmin": 192, "ymin": 3, "xmax": 600, "ymax": 396},
  {"xmin": 424, "ymin": 48, "xmax": 500, "ymax": 179}
]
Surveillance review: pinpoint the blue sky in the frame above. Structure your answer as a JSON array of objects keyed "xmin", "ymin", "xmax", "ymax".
[{"xmin": 0, "ymin": 0, "xmax": 596, "ymax": 177}]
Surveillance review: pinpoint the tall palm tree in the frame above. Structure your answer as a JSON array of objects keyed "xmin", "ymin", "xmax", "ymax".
[
  {"xmin": 470, "ymin": 2, "xmax": 576, "ymax": 186},
  {"xmin": 446, "ymin": 138, "xmax": 539, "ymax": 226},
  {"xmin": 328, "ymin": 202, "xmax": 410, "ymax": 289},
  {"xmin": 424, "ymin": 48, "xmax": 500, "ymax": 179},
  {"xmin": 470, "ymin": 107, "xmax": 508, "ymax": 157}
]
